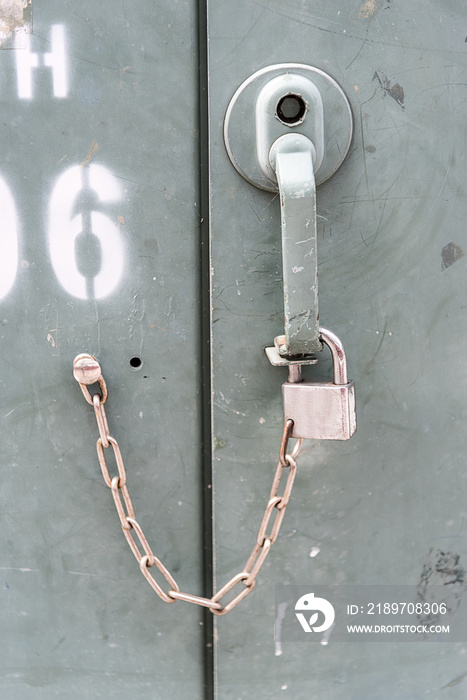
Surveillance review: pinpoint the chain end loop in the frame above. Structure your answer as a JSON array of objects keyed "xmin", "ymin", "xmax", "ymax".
[
  {"xmin": 279, "ymin": 419, "xmax": 294, "ymax": 467},
  {"xmin": 73, "ymin": 353, "xmax": 108, "ymax": 404}
]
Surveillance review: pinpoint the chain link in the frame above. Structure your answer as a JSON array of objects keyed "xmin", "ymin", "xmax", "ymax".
[{"xmin": 73, "ymin": 353, "xmax": 303, "ymax": 616}]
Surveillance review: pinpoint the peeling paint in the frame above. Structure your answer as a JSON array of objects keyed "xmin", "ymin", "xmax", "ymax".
[
  {"xmin": 46, "ymin": 332, "xmax": 56, "ymax": 348},
  {"xmin": 417, "ymin": 549, "xmax": 465, "ymax": 625},
  {"xmin": 373, "ymin": 71, "xmax": 405, "ymax": 109},
  {"xmin": 441, "ymin": 241, "xmax": 465, "ymax": 271},
  {"xmin": 359, "ymin": 0, "xmax": 380, "ymax": 19},
  {"xmin": 0, "ymin": 0, "xmax": 32, "ymax": 49},
  {"xmin": 359, "ymin": 0, "xmax": 391, "ymax": 17}
]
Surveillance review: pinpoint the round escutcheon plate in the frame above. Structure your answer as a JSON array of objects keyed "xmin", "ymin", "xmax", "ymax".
[{"xmin": 224, "ymin": 63, "xmax": 353, "ymax": 192}]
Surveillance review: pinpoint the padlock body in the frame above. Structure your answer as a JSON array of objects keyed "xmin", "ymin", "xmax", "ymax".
[{"xmin": 283, "ymin": 379, "xmax": 356, "ymax": 440}]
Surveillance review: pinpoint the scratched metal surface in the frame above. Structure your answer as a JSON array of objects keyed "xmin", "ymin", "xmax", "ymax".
[
  {"xmin": 0, "ymin": 2, "xmax": 204, "ymax": 698},
  {"xmin": 208, "ymin": 1, "xmax": 467, "ymax": 697}
]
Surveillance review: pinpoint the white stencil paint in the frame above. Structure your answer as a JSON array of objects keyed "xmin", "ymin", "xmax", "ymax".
[
  {"xmin": 48, "ymin": 164, "xmax": 124, "ymax": 300},
  {"xmin": 16, "ymin": 25, "xmax": 67, "ymax": 99},
  {"xmin": 0, "ymin": 177, "xmax": 18, "ymax": 301}
]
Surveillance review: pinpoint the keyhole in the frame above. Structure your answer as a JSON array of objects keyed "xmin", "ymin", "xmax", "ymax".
[{"xmin": 276, "ymin": 93, "xmax": 307, "ymax": 125}]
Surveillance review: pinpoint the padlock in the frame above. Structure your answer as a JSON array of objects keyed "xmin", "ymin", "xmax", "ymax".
[{"xmin": 282, "ymin": 327, "xmax": 356, "ymax": 440}]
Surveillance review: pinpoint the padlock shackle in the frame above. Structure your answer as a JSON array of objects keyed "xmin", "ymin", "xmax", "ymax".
[{"xmin": 319, "ymin": 327, "xmax": 348, "ymax": 385}]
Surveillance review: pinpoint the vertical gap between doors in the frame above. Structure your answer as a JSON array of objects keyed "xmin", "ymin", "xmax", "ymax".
[{"xmin": 197, "ymin": 1, "xmax": 215, "ymax": 698}]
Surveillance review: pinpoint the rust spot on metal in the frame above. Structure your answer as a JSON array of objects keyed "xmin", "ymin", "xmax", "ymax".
[{"xmin": 80, "ymin": 141, "xmax": 100, "ymax": 168}]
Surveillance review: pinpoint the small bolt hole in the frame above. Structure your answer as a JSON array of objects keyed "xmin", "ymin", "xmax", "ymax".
[
  {"xmin": 129, "ymin": 356, "xmax": 143, "ymax": 370},
  {"xmin": 276, "ymin": 93, "xmax": 306, "ymax": 125}
]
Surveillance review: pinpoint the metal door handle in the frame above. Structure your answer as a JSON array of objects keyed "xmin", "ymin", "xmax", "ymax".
[
  {"xmin": 269, "ymin": 133, "xmax": 319, "ymax": 357},
  {"xmin": 224, "ymin": 63, "xmax": 353, "ymax": 362}
]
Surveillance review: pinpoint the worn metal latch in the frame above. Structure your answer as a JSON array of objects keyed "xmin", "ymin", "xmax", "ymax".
[
  {"xmin": 224, "ymin": 63, "xmax": 353, "ymax": 360},
  {"xmin": 224, "ymin": 64, "xmax": 356, "ymax": 440}
]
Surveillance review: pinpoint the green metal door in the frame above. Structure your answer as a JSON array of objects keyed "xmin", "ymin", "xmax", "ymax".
[
  {"xmin": 2, "ymin": 1, "xmax": 467, "ymax": 698},
  {"xmin": 0, "ymin": 2, "xmax": 206, "ymax": 697},
  {"xmin": 207, "ymin": 1, "xmax": 467, "ymax": 698}
]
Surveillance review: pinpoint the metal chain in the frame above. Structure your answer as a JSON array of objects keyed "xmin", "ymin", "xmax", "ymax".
[{"xmin": 73, "ymin": 353, "xmax": 303, "ymax": 616}]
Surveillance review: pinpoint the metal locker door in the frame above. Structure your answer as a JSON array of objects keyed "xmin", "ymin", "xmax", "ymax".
[
  {"xmin": 207, "ymin": 1, "xmax": 467, "ymax": 698},
  {"xmin": 0, "ymin": 2, "xmax": 206, "ymax": 697}
]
